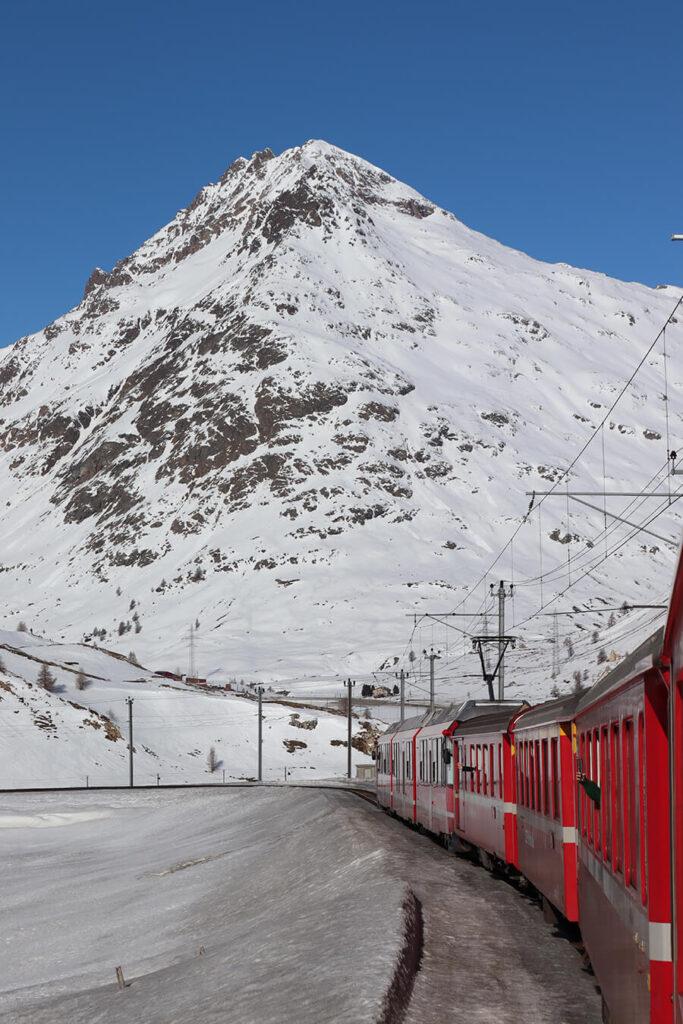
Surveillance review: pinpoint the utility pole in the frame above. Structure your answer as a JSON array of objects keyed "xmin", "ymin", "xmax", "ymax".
[
  {"xmin": 126, "ymin": 697, "xmax": 134, "ymax": 787},
  {"xmin": 490, "ymin": 581, "xmax": 513, "ymax": 699},
  {"xmin": 400, "ymin": 668, "xmax": 405, "ymax": 721},
  {"xmin": 188, "ymin": 623, "xmax": 196, "ymax": 680},
  {"xmin": 257, "ymin": 687, "xmax": 263, "ymax": 782},
  {"xmin": 427, "ymin": 649, "xmax": 440, "ymax": 712},
  {"xmin": 344, "ymin": 678, "xmax": 355, "ymax": 778}
]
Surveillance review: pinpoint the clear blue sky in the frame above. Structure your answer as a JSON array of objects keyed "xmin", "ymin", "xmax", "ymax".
[{"xmin": 1, "ymin": 0, "xmax": 682, "ymax": 346}]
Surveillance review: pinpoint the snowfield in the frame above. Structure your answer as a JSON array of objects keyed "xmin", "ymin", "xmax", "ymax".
[
  {"xmin": 1, "ymin": 787, "xmax": 601, "ymax": 1023},
  {"xmin": 0, "ymin": 788, "xmax": 405, "ymax": 1023}
]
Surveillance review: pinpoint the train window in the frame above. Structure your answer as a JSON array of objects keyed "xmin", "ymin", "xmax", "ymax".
[
  {"xmin": 624, "ymin": 718, "xmax": 636, "ymax": 888},
  {"xmin": 432, "ymin": 741, "xmax": 437, "ymax": 784},
  {"xmin": 585, "ymin": 736, "xmax": 591, "ymax": 842},
  {"xmin": 542, "ymin": 739, "xmax": 549, "ymax": 816},
  {"xmin": 593, "ymin": 730, "xmax": 601, "ymax": 851},
  {"xmin": 470, "ymin": 745, "xmax": 476, "ymax": 792},
  {"xmin": 535, "ymin": 741, "xmax": 542, "ymax": 812},
  {"xmin": 406, "ymin": 744, "xmax": 411, "ymax": 782},
  {"xmin": 482, "ymin": 744, "xmax": 488, "ymax": 795},
  {"xmin": 519, "ymin": 743, "xmax": 525, "ymax": 806},
  {"xmin": 579, "ymin": 733, "xmax": 587, "ymax": 834},
  {"xmin": 490, "ymin": 745, "xmax": 495, "ymax": 799},
  {"xmin": 498, "ymin": 744, "xmax": 503, "ymax": 799},
  {"xmin": 638, "ymin": 713, "xmax": 647, "ymax": 905},
  {"xmin": 529, "ymin": 742, "xmax": 536, "ymax": 810},
  {"xmin": 525, "ymin": 741, "xmax": 530, "ymax": 807},
  {"xmin": 475, "ymin": 745, "xmax": 481, "ymax": 793},
  {"xmin": 552, "ymin": 737, "xmax": 560, "ymax": 820},
  {"xmin": 444, "ymin": 742, "xmax": 454, "ymax": 787},
  {"xmin": 611, "ymin": 723, "xmax": 623, "ymax": 875},
  {"xmin": 601, "ymin": 726, "xmax": 611, "ymax": 864},
  {"xmin": 518, "ymin": 745, "xmax": 524, "ymax": 806}
]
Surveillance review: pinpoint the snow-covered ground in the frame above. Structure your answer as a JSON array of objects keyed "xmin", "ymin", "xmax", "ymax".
[
  {"xmin": 0, "ymin": 628, "xmax": 379, "ymax": 789},
  {"xmin": 0, "ymin": 788, "xmax": 404, "ymax": 1023},
  {"xmin": 1, "ymin": 787, "xmax": 601, "ymax": 1023}
]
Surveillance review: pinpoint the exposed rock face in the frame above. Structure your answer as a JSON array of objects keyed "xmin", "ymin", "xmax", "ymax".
[{"xmin": 0, "ymin": 140, "xmax": 680, "ymax": 687}]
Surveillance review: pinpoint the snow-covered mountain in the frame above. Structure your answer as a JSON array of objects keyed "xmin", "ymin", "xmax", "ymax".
[{"xmin": 1, "ymin": 140, "xmax": 681, "ymax": 703}]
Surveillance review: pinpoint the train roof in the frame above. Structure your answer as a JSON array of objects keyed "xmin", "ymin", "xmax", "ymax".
[
  {"xmin": 379, "ymin": 698, "xmax": 524, "ymax": 738},
  {"xmin": 514, "ymin": 692, "xmax": 582, "ymax": 731},
  {"xmin": 576, "ymin": 626, "xmax": 664, "ymax": 714},
  {"xmin": 451, "ymin": 702, "xmax": 529, "ymax": 737}
]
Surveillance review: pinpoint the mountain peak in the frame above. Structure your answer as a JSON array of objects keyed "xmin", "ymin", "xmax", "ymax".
[{"xmin": 0, "ymin": 143, "xmax": 680, "ymax": 696}]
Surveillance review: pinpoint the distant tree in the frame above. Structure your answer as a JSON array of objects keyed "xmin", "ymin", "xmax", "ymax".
[
  {"xmin": 572, "ymin": 672, "xmax": 584, "ymax": 694},
  {"xmin": 75, "ymin": 668, "xmax": 90, "ymax": 691},
  {"xmin": 17, "ymin": 621, "xmax": 28, "ymax": 633},
  {"xmin": 363, "ymin": 707, "xmax": 372, "ymax": 719},
  {"xmin": 361, "ymin": 683, "xmax": 373, "ymax": 697},
  {"xmin": 591, "ymin": 630, "xmax": 599, "ymax": 644},
  {"xmin": 563, "ymin": 637, "xmax": 575, "ymax": 659},
  {"xmin": 116, "ymin": 586, "xmax": 122, "ymax": 597},
  {"xmin": 134, "ymin": 620, "xmax": 142, "ymax": 634},
  {"xmin": 129, "ymin": 599, "xmax": 136, "ymax": 611},
  {"xmin": 597, "ymin": 648, "xmax": 608, "ymax": 665},
  {"xmin": 607, "ymin": 612, "xmax": 616, "ymax": 628},
  {"xmin": 550, "ymin": 683, "xmax": 561, "ymax": 698},
  {"xmin": 195, "ymin": 618, "xmax": 200, "ymax": 630},
  {"xmin": 118, "ymin": 621, "xmax": 126, "ymax": 636},
  {"xmin": 128, "ymin": 651, "xmax": 140, "ymax": 666},
  {"xmin": 37, "ymin": 663, "xmax": 56, "ymax": 692},
  {"xmin": 408, "ymin": 649, "xmax": 416, "ymax": 663},
  {"xmin": 0, "ymin": 655, "xmax": 5, "ymax": 673},
  {"xmin": 207, "ymin": 746, "xmax": 218, "ymax": 773},
  {"xmin": 392, "ymin": 684, "xmax": 399, "ymax": 695}
]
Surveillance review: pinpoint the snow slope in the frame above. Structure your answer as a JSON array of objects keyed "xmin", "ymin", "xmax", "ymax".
[
  {"xmin": 0, "ymin": 627, "xmax": 377, "ymax": 789},
  {"xmin": 0, "ymin": 140, "xmax": 681, "ymax": 707}
]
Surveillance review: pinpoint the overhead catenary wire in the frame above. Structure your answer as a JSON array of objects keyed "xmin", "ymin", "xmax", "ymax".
[
  {"xmin": 445, "ymin": 293, "xmax": 683, "ymax": 618},
  {"xmin": 392, "ymin": 296, "xmax": 683, "ymax": 692}
]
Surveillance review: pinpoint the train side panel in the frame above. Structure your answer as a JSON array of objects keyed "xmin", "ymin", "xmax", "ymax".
[
  {"xmin": 576, "ymin": 642, "xmax": 672, "ymax": 1024},
  {"xmin": 514, "ymin": 696, "xmax": 580, "ymax": 921}
]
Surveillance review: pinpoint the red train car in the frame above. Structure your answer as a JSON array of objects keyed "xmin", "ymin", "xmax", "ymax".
[
  {"xmin": 514, "ymin": 694, "xmax": 581, "ymax": 921},
  {"xmin": 376, "ymin": 713, "xmax": 424, "ymax": 823},
  {"xmin": 574, "ymin": 627, "xmax": 672, "ymax": 1024},
  {"xmin": 452, "ymin": 703, "xmax": 526, "ymax": 867},
  {"xmin": 413, "ymin": 706, "xmax": 459, "ymax": 838},
  {"xmin": 377, "ymin": 701, "xmax": 520, "ymax": 846},
  {"xmin": 664, "ymin": 544, "xmax": 683, "ymax": 1024}
]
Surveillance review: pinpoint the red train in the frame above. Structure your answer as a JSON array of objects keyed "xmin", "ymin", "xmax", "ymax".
[{"xmin": 377, "ymin": 543, "xmax": 683, "ymax": 1024}]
